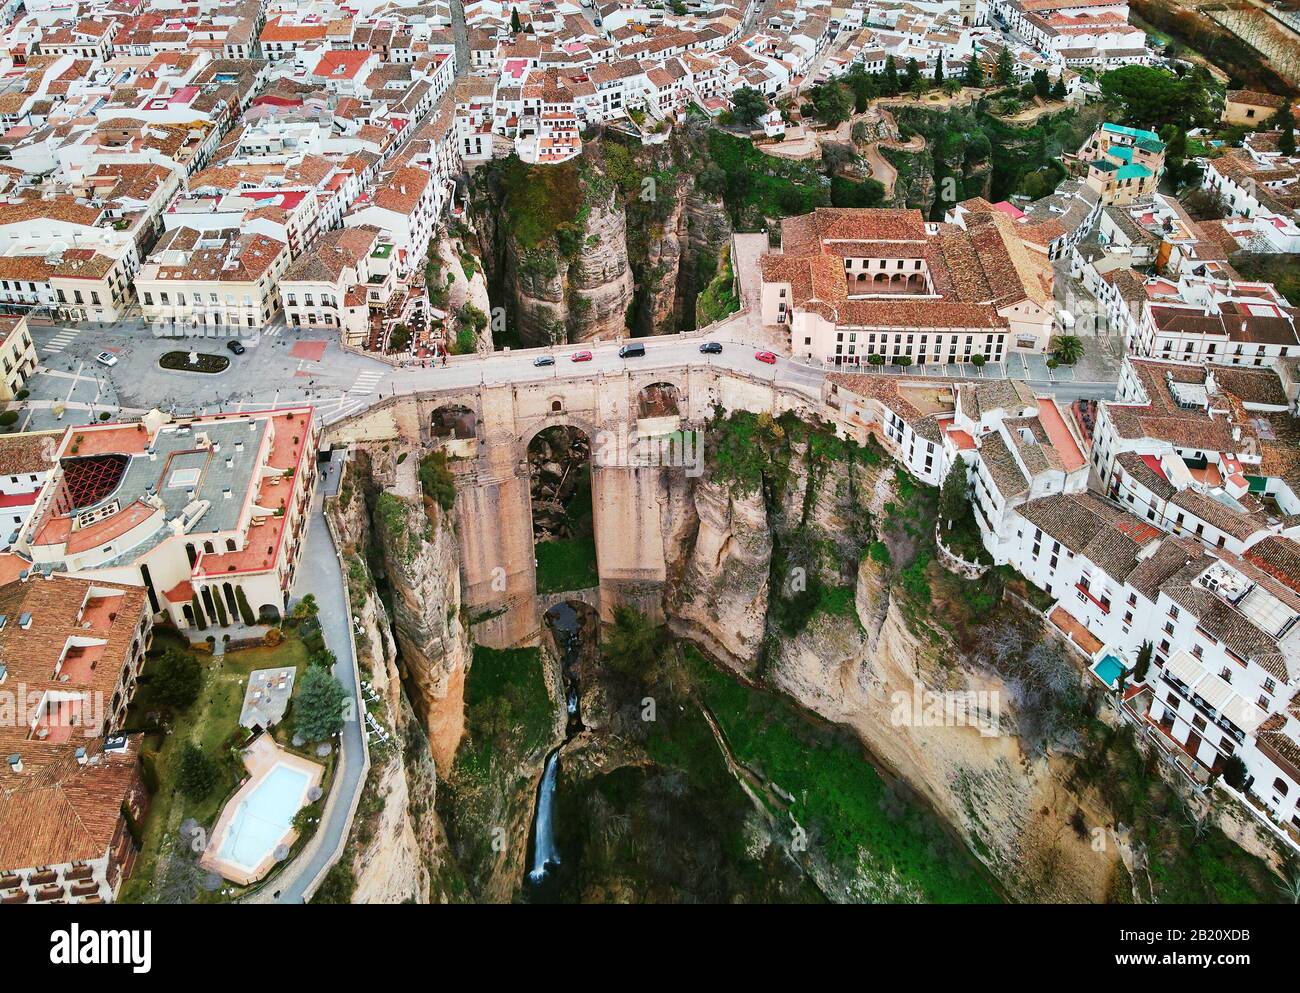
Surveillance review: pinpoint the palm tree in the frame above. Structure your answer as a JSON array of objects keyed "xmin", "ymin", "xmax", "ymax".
[{"xmin": 1054, "ymin": 334, "xmax": 1084, "ymax": 365}]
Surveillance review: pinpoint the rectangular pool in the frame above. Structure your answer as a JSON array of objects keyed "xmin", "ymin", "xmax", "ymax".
[
  {"xmin": 217, "ymin": 763, "xmax": 312, "ymax": 873},
  {"xmin": 1092, "ymin": 654, "xmax": 1126, "ymax": 689}
]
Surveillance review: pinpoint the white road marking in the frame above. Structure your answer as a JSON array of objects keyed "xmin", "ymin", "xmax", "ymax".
[
  {"xmin": 347, "ymin": 370, "xmax": 384, "ymax": 396},
  {"xmin": 41, "ymin": 329, "xmax": 80, "ymax": 354}
]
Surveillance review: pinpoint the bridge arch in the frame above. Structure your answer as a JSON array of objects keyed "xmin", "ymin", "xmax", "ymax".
[{"xmin": 637, "ymin": 381, "xmax": 683, "ymax": 420}]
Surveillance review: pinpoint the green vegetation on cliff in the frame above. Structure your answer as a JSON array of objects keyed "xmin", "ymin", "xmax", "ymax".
[
  {"xmin": 688, "ymin": 647, "xmax": 999, "ymax": 903},
  {"xmin": 437, "ymin": 644, "xmax": 555, "ymax": 896},
  {"xmin": 1071, "ymin": 721, "xmax": 1282, "ymax": 904}
]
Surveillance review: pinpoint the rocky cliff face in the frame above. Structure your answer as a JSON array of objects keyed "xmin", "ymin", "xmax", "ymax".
[
  {"xmin": 326, "ymin": 460, "xmax": 449, "ymax": 903},
  {"xmin": 635, "ymin": 171, "xmax": 733, "ymax": 336},
  {"xmin": 504, "ymin": 199, "xmax": 634, "ymax": 345},
  {"xmin": 372, "ymin": 477, "xmax": 472, "ymax": 774},
  {"xmin": 668, "ymin": 475, "xmax": 770, "ymax": 670},
  {"xmin": 665, "ymin": 433, "xmax": 1121, "ymax": 901}
]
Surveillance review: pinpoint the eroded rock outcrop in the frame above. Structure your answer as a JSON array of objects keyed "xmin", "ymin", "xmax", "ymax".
[
  {"xmin": 665, "ymin": 436, "xmax": 1121, "ymax": 902},
  {"xmin": 668, "ymin": 474, "xmax": 771, "ymax": 670},
  {"xmin": 372, "ymin": 465, "xmax": 472, "ymax": 774},
  {"xmin": 507, "ymin": 199, "xmax": 634, "ymax": 345}
]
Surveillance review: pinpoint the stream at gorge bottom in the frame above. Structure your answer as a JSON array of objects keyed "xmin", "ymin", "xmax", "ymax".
[{"xmin": 524, "ymin": 602, "xmax": 585, "ymax": 903}]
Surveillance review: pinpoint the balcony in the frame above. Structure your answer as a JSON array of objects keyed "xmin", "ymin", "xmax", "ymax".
[{"xmin": 1159, "ymin": 670, "xmax": 1245, "ymax": 744}]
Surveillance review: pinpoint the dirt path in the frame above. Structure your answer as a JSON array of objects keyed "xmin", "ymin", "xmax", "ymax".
[{"xmin": 861, "ymin": 143, "xmax": 899, "ymax": 197}]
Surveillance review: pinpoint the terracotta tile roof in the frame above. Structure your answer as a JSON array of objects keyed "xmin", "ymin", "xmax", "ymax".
[{"xmin": 0, "ymin": 734, "xmax": 142, "ymax": 870}]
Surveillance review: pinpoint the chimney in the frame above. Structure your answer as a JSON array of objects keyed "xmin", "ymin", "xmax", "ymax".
[{"xmin": 7, "ymin": 753, "xmax": 21, "ymax": 774}]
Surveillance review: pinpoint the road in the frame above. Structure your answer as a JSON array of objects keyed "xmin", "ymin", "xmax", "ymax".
[
  {"xmin": 19, "ymin": 308, "xmax": 1119, "ymax": 435},
  {"xmin": 250, "ymin": 461, "xmax": 367, "ymax": 904}
]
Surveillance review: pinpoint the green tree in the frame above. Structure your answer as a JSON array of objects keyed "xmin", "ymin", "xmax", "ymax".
[
  {"xmin": 1054, "ymin": 334, "xmax": 1084, "ymax": 365},
  {"xmin": 730, "ymin": 86, "xmax": 768, "ymax": 127},
  {"xmin": 294, "ymin": 665, "xmax": 347, "ymax": 741},
  {"xmin": 510, "ymin": 6, "xmax": 521, "ymax": 31},
  {"xmin": 883, "ymin": 55, "xmax": 900, "ymax": 95},
  {"xmin": 310, "ymin": 861, "xmax": 357, "ymax": 904},
  {"xmin": 1133, "ymin": 641, "xmax": 1153, "ymax": 683},
  {"xmin": 938, "ymin": 464, "xmax": 969, "ymax": 529},
  {"xmin": 601, "ymin": 606, "xmax": 667, "ymax": 682},
  {"xmin": 149, "ymin": 647, "xmax": 202, "ymax": 710},
  {"xmin": 963, "ymin": 56, "xmax": 984, "ymax": 88},
  {"xmin": 1032, "ymin": 69, "xmax": 1051, "ymax": 99},
  {"xmin": 456, "ymin": 302, "xmax": 487, "ymax": 341},
  {"xmin": 1221, "ymin": 755, "xmax": 1248, "ymax": 790},
  {"xmin": 1273, "ymin": 101, "xmax": 1296, "ymax": 157},
  {"xmin": 291, "ymin": 593, "xmax": 319, "ymax": 623},
  {"xmin": 809, "ymin": 81, "xmax": 853, "ymax": 126},
  {"xmin": 843, "ymin": 64, "xmax": 876, "ymax": 113},
  {"xmin": 1050, "ymin": 76, "xmax": 1067, "ymax": 100},
  {"xmin": 933, "ymin": 59, "xmax": 944, "ymax": 85},
  {"xmin": 178, "ymin": 743, "xmax": 218, "ymax": 800},
  {"xmin": 995, "ymin": 48, "xmax": 1015, "ymax": 87},
  {"xmin": 234, "ymin": 585, "xmax": 256, "ymax": 626},
  {"xmin": 1099, "ymin": 65, "xmax": 1210, "ymax": 132},
  {"xmin": 189, "ymin": 594, "xmax": 206, "ymax": 630},
  {"xmin": 904, "ymin": 58, "xmax": 921, "ymax": 92}
]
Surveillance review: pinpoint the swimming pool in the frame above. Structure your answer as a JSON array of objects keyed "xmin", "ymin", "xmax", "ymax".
[
  {"xmin": 217, "ymin": 763, "xmax": 312, "ymax": 873},
  {"xmin": 1092, "ymin": 654, "xmax": 1126, "ymax": 689}
]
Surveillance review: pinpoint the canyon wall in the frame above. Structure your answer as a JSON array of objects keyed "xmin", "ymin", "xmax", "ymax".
[{"xmin": 668, "ymin": 436, "xmax": 1124, "ymax": 901}]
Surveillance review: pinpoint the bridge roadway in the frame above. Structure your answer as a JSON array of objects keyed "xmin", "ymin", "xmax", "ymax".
[{"xmin": 328, "ymin": 317, "xmax": 1118, "ymax": 423}]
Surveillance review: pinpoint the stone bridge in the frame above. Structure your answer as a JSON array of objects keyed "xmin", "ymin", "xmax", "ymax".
[{"xmin": 326, "ymin": 364, "xmax": 823, "ymax": 647}]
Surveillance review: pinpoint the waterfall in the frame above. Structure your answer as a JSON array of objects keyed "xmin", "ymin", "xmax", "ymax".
[
  {"xmin": 528, "ymin": 750, "xmax": 562, "ymax": 881},
  {"xmin": 526, "ymin": 602, "xmax": 586, "ymax": 890}
]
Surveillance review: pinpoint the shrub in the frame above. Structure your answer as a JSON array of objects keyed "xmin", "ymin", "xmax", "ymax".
[
  {"xmin": 178, "ymin": 744, "xmax": 218, "ymax": 800},
  {"xmin": 149, "ymin": 647, "xmax": 202, "ymax": 710},
  {"xmin": 419, "ymin": 450, "xmax": 456, "ymax": 512},
  {"xmin": 1221, "ymin": 755, "xmax": 1248, "ymax": 790},
  {"xmin": 234, "ymin": 586, "xmax": 256, "ymax": 626},
  {"xmin": 0, "ymin": 411, "xmax": 18, "ymax": 427}
]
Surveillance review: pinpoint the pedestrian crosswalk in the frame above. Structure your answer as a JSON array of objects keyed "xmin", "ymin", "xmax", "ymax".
[
  {"xmin": 41, "ymin": 328, "xmax": 80, "ymax": 354},
  {"xmin": 261, "ymin": 325, "xmax": 284, "ymax": 338},
  {"xmin": 347, "ymin": 370, "xmax": 384, "ymax": 396}
]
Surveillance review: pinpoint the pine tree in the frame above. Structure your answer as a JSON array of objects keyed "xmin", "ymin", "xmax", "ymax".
[
  {"xmin": 963, "ymin": 56, "xmax": 984, "ymax": 88},
  {"xmin": 938, "ymin": 464, "xmax": 969, "ymax": 531},
  {"xmin": 934, "ymin": 59, "xmax": 944, "ymax": 85},
  {"xmin": 996, "ymin": 48, "xmax": 1015, "ymax": 87},
  {"xmin": 1275, "ymin": 101, "xmax": 1296, "ymax": 157},
  {"xmin": 883, "ymin": 55, "xmax": 900, "ymax": 96},
  {"xmin": 510, "ymin": 6, "xmax": 521, "ymax": 32}
]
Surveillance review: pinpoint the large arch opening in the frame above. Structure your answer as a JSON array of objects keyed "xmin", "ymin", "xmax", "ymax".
[
  {"xmin": 430, "ymin": 403, "xmax": 478, "ymax": 457},
  {"xmin": 528, "ymin": 425, "xmax": 597, "ymax": 595},
  {"xmin": 637, "ymin": 382, "xmax": 682, "ymax": 420}
]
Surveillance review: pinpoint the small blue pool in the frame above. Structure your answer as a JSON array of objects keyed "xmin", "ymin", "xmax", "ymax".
[
  {"xmin": 218, "ymin": 763, "xmax": 311, "ymax": 872},
  {"xmin": 1092, "ymin": 654, "xmax": 1126, "ymax": 689}
]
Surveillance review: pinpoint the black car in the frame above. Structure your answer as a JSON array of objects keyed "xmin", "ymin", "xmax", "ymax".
[
  {"xmin": 699, "ymin": 342, "xmax": 723, "ymax": 354},
  {"xmin": 533, "ymin": 355, "xmax": 555, "ymax": 367},
  {"xmin": 227, "ymin": 340, "xmax": 246, "ymax": 355}
]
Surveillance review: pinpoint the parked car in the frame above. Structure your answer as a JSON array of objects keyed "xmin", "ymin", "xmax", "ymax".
[
  {"xmin": 699, "ymin": 342, "xmax": 723, "ymax": 354},
  {"xmin": 618, "ymin": 343, "xmax": 646, "ymax": 358},
  {"xmin": 571, "ymin": 350, "xmax": 593, "ymax": 362},
  {"xmin": 533, "ymin": 355, "xmax": 555, "ymax": 367},
  {"xmin": 755, "ymin": 350, "xmax": 777, "ymax": 365},
  {"xmin": 95, "ymin": 351, "xmax": 118, "ymax": 367},
  {"xmin": 227, "ymin": 340, "xmax": 246, "ymax": 355}
]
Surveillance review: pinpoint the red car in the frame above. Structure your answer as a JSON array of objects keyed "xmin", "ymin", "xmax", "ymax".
[
  {"xmin": 571, "ymin": 350, "xmax": 593, "ymax": 362},
  {"xmin": 755, "ymin": 350, "xmax": 777, "ymax": 365}
]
